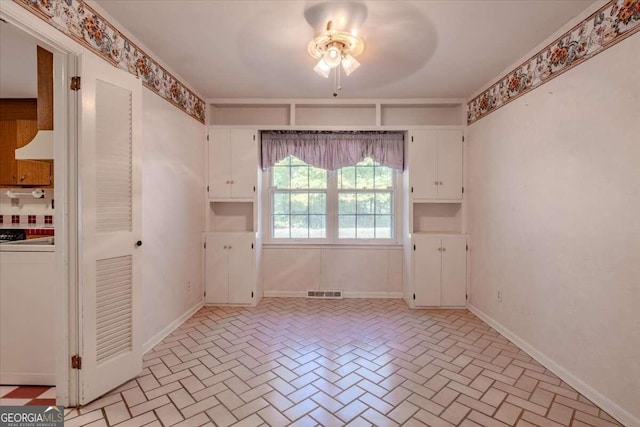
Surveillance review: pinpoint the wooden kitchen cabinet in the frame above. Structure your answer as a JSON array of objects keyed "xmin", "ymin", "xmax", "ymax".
[
  {"xmin": 409, "ymin": 129, "xmax": 463, "ymax": 200},
  {"xmin": 205, "ymin": 232, "xmax": 257, "ymax": 305},
  {"xmin": 0, "ymin": 118, "xmax": 52, "ymax": 187},
  {"xmin": 208, "ymin": 128, "xmax": 258, "ymax": 199},
  {"xmin": 412, "ymin": 234, "xmax": 467, "ymax": 307}
]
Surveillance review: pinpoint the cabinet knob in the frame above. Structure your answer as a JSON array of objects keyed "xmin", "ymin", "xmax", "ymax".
[
  {"xmin": 230, "ymin": 180, "xmax": 235, "ymax": 184},
  {"xmin": 439, "ymin": 181, "xmax": 444, "ymax": 185},
  {"xmin": 442, "ymin": 247, "xmax": 446, "ymax": 251},
  {"xmin": 228, "ymin": 245, "xmax": 232, "ymax": 249},
  {"xmin": 223, "ymin": 245, "xmax": 228, "ymax": 249},
  {"xmin": 434, "ymin": 181, "xmax": 439, "ymax": 185},
  {"xmin": 135, "ymin": 240, "xmax": 142, "ymax": 247},
  {"xmin": 19, "ymin": 175, "xmax": 26, "ymax": 182},
  {"xmin": 225, "ymin": 180, "xmax": 230, "ymax": 184}
]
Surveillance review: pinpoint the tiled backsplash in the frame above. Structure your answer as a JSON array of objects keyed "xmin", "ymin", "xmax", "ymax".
[
  {"xmin": 0, "ymin": 215, "xmax": 54, "ymax": 225},
  {"xmin": 0, "ymin": 189, "xmax": 54, "ymax": 226}
]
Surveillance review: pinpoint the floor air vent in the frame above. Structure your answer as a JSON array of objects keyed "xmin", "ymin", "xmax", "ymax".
[{"xmin": 306, "ymin": 290, "xmax": 343, "ymax": 299}]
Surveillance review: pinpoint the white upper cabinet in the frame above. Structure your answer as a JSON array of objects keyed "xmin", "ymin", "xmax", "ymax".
[
  {"xmin": 209, "ymin": 129, "xmax": 258, "ymax": 199},
  {"xmin": 409, "ymin": 129, "xmax": 463, "ymax": 200}
]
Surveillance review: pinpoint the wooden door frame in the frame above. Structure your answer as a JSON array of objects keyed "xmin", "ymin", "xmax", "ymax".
[{"xmin": 0, "ymin": 3, "xmax": 81, "ymax": 407}]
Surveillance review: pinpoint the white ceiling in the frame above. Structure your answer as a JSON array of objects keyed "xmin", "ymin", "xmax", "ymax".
[{"xmin": 96, "ymin": 1, "xmax": 595, "ymax": 100}]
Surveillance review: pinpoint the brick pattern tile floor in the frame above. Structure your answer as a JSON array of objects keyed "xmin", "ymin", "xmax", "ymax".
[
  {"xmin": 64, "ymin": 298, "xmax": 622, "ymax": 426},
  {"xmin": 0, "ymin": 386, "xmax": 56, "ymax": 406}
]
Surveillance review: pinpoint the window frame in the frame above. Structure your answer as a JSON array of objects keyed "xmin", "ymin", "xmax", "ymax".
[{"xmin": 263, "ymin": 157, "xmax": 402, "ymax": 246}]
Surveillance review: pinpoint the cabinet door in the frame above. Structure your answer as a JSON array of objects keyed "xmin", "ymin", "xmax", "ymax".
[
  {"xmin": 413, "ymin": 235, "xmax": 442, "ymax": 306},
  {"xmin": 15, "ymin": 120, "xmax": 51, "ymax": 186},
  {"xmin": 440, "ymin": 236, "xmax": 467, "ymax": 306},
  {"xmin": 229, "ymin": 129, "xmax": 257, "ymax": 198},
  {"xmin": 227, "ymin": 234, "xmax": 254, "ymax": 304},
  {"xmin": 205, "ymin": 233, "xmax": 229, "ymax": 304},
  {"xmin": 437, "ymin": 130, "xmax": 463, "ymax": 200},
  {"xmin": 209, "ymin": 129, "xmax": 232, "ymax": 198},
  {"xmin": 0, "ymin": 121, "xmax": 18, "ymax": 185},
  {"xmin": 409, "ymin": 130, "xmax": 438, "ymax": 199}
]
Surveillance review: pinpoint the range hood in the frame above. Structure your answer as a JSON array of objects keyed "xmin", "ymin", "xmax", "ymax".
[{"xmin": 15, "ymin": 46, "xmax": 53, "ymax": 160}]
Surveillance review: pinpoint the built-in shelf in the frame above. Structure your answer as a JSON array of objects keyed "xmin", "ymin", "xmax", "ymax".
[
  {"xmin": 210, "ymin": 104, "xmax": 290, "ymax": 126},
  {"xmin": 209, "ymin": 201, "xmax": 254, "ymax": 232},
  {"xmin": 380, "ymin": 104, "xmax": 462, "ymax": 126},
  {"xmin": 207, "ymin": 99, "xmax": 466, "ymax": 128},
  {"xmin": 412, "ymin": 202, "xmax": 462, "ymax": 234},
  {"xmin": 295, "ymin": 104, "xmax": 376, "ymax": 126}
]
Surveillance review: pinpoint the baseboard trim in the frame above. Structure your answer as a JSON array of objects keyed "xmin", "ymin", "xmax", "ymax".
[
  {"xmin": 263, "ymin": 291, "xmax": 403, "ymax": 299},
  {"xmin": 468, "ymin": 304, "xmax": 639, "ymax": 427},
  {"xmin": 0, "ymin": 373, "xmax": 55, "ymax": 386},
  {"xmin": 143, "ymin": 300, "xmax": 204, "ymax": 355}
]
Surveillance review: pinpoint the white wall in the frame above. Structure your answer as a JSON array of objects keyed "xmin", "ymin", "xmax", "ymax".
[
  {"xmin": 141, "ymin": 90, "xmax": 205, "ymax": 349},
  {"xmin": 467, "ymin": 33, "xmax": 640, "ymax": 426},
  {"xmin": 262, "ymin": 247, "xmax": 403, "ymax": 297}
]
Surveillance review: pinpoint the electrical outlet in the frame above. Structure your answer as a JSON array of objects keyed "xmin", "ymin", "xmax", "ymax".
[{"xmin": 497, "ymin": 290, "xmax": 502, "ymax": 302}]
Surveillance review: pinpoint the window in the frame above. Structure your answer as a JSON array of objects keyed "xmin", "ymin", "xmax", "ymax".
[
  {"xmin": 338, "ymin": 158, "xmax": 394, "ymax": 239},
  {"xmin": 268, "ymin": 156, "xmax": 397, "ymax": 243},
  {"xmin": 271, "ymin": 156, "xmax": 327, "ymax": 239}
]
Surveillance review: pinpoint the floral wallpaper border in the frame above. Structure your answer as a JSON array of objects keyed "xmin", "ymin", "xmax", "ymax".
[
  {"xmin": 14, "ymin": 0, "xmax": 206, "ymax": 123},
  {"xmin": 467, "ymin": 0, "xmax": 640, "ymax": 125}
]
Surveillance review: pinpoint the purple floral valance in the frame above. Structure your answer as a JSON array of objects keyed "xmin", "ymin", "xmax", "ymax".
[{"xmin": 261, "ymin": 131, "xmax": 404, "ymax": 171}]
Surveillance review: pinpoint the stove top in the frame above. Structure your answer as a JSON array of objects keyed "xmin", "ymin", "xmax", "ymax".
[{"xmin": 0, "ymin": 229, "xmax": 26, "ymax": 243}]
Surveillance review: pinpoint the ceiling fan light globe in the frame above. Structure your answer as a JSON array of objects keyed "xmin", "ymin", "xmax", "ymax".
[
  {"xmin": 341, "ymin": 54, "xmax": 360, "ymax": 76},
  {"xmin": 313, "ymin": 58, "xmax": 331, "ymax": 78},
  {"xmin": 324, "ymin": 46, "xmax": 342, "ymax": 68}
]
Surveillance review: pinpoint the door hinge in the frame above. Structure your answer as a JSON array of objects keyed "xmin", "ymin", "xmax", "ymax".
[
  {"xmin": 411, "ymin": 186, "xmax": 413, "ymax": 193},
  {"xmin": 466, "ymin": 293, "xmax": 468, "ymax": 300},
  {"xmin": 251, "ymin": 291, "xmax": 254, "ymax": 298},
  {"xmin": 413, "ymin": 293, "xmax": 416, "ymax": 300},
  {"xmin": 462, "ymin": 186, "xmax": 464, "ymax": 194},
  {"xmin": 207, "ymin": 185, "xmax": 209, "ymax": 192},
  {"xmin": 71, "ymin": 354, "xmax": 82, "ymax": 369},
  {"xmin": 253, "ymin": 186, "xmax": 255, "ymax": 192},
  {"xmin": 462, "ymin": 136, "xmax": 465, "ymax": 142},
  {"xmin": 204, "ymin": 242, "xmax": 207, "ymax": 249},
  {"xmin": 253, "ymin": 134, "xmax": 256, "ymax": 141},
  {"xmin": 251, "ymin": 243, "xmax": 254, "ymax": 249},
  {"xmin": 207, "ymin": 134, "xmax": 210, "ymax": 141},
  {"xmin": 413, "ymin": 244, "xmax": 416, "ymax": 251},
  {"xmin": 411, "ymin": 136, "xmax": 414, "ymax": 142},
  {"xmin": 70, "ymin": 76, "xmax": 81, "ymax": 91}
]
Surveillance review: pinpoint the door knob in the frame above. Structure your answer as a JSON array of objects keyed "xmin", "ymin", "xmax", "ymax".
[{"xmin": 135, "ymin": 240, "xmax": 142, "ymax": 247}]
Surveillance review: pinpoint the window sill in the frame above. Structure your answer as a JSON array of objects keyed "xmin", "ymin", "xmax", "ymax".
[{"xmin": 262, "ymin": 242, "xmax": 403, "ymax": 250}]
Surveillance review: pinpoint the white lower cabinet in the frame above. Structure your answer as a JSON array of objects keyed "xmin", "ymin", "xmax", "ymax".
[
  {"xmin": 412, "ymin": 234, "xmax": 467, "ymax": 307},
  {"xmin": 205, "ymin": 232, "xmax": 256, "ymax": 305}
]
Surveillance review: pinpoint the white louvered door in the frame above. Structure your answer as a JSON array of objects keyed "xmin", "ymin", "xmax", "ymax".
[{"xmin": 78, "ymin": 54, "xmax": 142, "ymax": 404}]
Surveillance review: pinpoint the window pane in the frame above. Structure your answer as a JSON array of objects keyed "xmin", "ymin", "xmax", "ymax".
[
  {"xmin": 356, "ymin": 215, "xmax": 375, "ymax": 239},
  {"xmin": 356, "ymin": 166, "xmax": 374, "ymax": 189},
  {"xmin": 375, "ymin": 193, "xmax": 392, "ymax": 214},
  {"xmin": 273, "ymin": 215, "xmax": 290, "ymax": 238},
  {"xmin": 290, "ymin": 166, "xmax": 309, "ymax": 189},
  {"xmin": 290, "ymin": 193, "xmax": 308, "ymax": 214},
  {"xmin": 309, "ymin": 215, "xmax": 326, "ymax": 238},
  {"xmin": 290, "ymin": 156, "xmax": 306, "ymax": 166},
  {"xmin": 339, "ymin": 166, "xmax": 356, "ymax": 189},
  {"xmin": 357, "ymin": 193, "xmax": 374, "ymax": 214},
  {"xmin": 375, "ymin": 215, "xmax": 392, "ymax": 238},
  {"xmin": 309, "ymin": 167, "xmax": 327, "ymax": 189},
  {"xmin": 273, "ymin": 193, "xmax": 289, "ymax": 214},
  {"xmin": 339, "ymin": 215, "xmax": 356, "ymax": 238},
  {"xmin": 290, "ymin": 215, "xmax": 308, "ymax": 238},
  {"xmin": 375, "ymin": 167, "xmax": 393, "ymax": 189},
  {"xmin": 274, "ymin": 157, "xmax": 291, "ymax": 167},
  {"xmin": 339, "ymin": 193, "xmax": 356, "ymax": 214},
  {"xmin": 309, "ymin": 193, "xmax": 326, "ymax": 214},
  {"xmin": 273, "ymin": 166, "xmax": 290, "ymax": 189}
]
